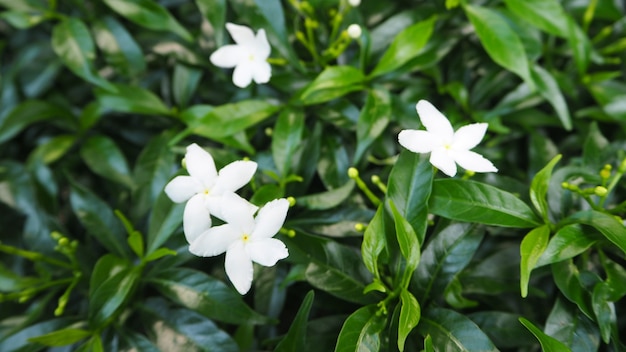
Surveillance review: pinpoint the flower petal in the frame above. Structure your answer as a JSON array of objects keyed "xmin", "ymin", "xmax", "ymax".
[
  {"xmin": 183, "ymin": 194, "xmax": 212, "ymax": 244},
  {"xmin": 398, "ymin": 130, "xmax": 439, "ymax": 154},
  {"xmin": 164, "ymin": 175, "xmax": 202, "ymax": 203},
  {"xmin": 212, "ymin": 193, "xmax": 257, "ymax": 233},
  {"xmin": 253, "ymin": 29, "xmax": 271, "ymax": 59},
  {"xmin": 251, "ymin": 198, "xmax": 289, "ymax": 239},
  {"xmin": 210, "ymin": 45, "xmax": 244, "ymax": 68},
  {"xmin": 430, "ymin": 148, "xmax": 457, "ymax": 177},
  {"xmin": 252, "ymin": 60, "xmax": 271, "ymax": 85},
  {"xmin": 188, "ymin": 223, "xmax": 240, "ymax": 257},
  {"xmin": 225, "ymin": 241, "xmax": 254, "ymax": 294},
  {"xmin": 213, "ymin": 160, "xmax": 258, "ymax": 194},
  {"xmin": 232, "ymin": 62, "xmax": 253, "ymax": 88},
  {"xmin": 452, "ymin": 123, "xmax": 488, "ymax": 150},
  {"xmin": 453, "ymin": 150, "xmax": 498, "ymax": 173},
  {"xmin": 226, "ymin": 22, "xmax": 256, "ymax": 47},
  {"xmin": 416, "ymin": 100, "xmax": 454, "ymax": 141},
  {"xmin": 185, "ymin": 144, "xmax": 217, "ymax": 188},
  {"xmin": 247, "ymin": 238, "xmax": 288, "ymax": 266}
]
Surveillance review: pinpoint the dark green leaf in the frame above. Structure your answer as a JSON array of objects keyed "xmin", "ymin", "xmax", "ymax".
[
  {"xmin": 28, "ymin": 134, "xmax": 77, "ymax": 165},
  {"xmin": 0, "ymin": 100, "xmax": 74, "ymax": 144},
  {"xmin": 195, "ymin": 0, "xmax": 226, "ymax": 46},
  {"xmin": 89, "ymin": 254, "xmax": 131, "ymax": 298},
  {"xmin": 389, "ymin": 200, "xmax": 420, "ymax": 289},
  {"xmin": 334, "ymin": 305, "xmax": 387, "ymax": 352},
  {"xmin": 397, "ymin": 289, "xmax": 420, "ymax": 352},
  {"xmin": 300, "ymin": 66, "xmax": 365, "ymax": 105},
  {"xmin": 296, "ymin": 180, "xmax": 354, "ymax": 210},
  {"xmin": 275, "ymin": 291, "xmax": 314, "ymax": 352},
  {"xmin": 80, "ymin": 135, "xmax": 134, "ymax": 188},
  {"xmin": 536, "ymin": 225, "xmax": 598, "ymax": 267},
  {"xmin": 89, "ymin": 267, "xmax": 140, "ymax": 328},
  {"xmin": 146, "ymin": 190, "xmax": 184, "ymax": 254},
  {"xmin": 566, "ymin": 210, "xmax": 626, "ymax": 255},
  {"xmin": 531, "ymin": 65, "xmax": 571, "ymax": 130},
  {"xmin": 361, "ymin": 205, "xmax": 386, "ymax": 277},
  {"xmin": 545, "ymin": 298, "xmax": 601, "ymax": 352},
  {"xmin": 95, "ymin": 83, "xmax": 171, "ymax": 116},
  {"xmin": 582, "ymin": 122, "xmax": 610, "ymax": 168},
  {"xmin": 430, "ymin": 179, "xmax": 541, "ymax": 228},
  {"xmin": 418, "ymin": 307, "xmax": 497, "ymax": 351},
  {"xmin": 530, "ymin": 154, "xmax": 562, "ymax": 222},
  {"xmin": 520, "ymin": 224, "xmax": 550, "ymax": 297},
  {"xmin": 0, "ymin": 318, "xmax": 76, "ymax": 352},
  {"xmin": 519, "ymin": 317, "xmax": 571, "ymax": 352},
  {"xmin": 272, "ymin": 108, "xmax": 305, "ymax": 177},
  {"xmin": 470, "ymin": 312, "xmax": 535, "ymax": 348},
  {"xmin": 143, "ymin": 247, "xmax": 177, "ymax": 263},
  {"xmin": 28, "ymin": 328, "xmax": 91, "ymax": 347},
  {"xmin": 551, "ymin": 259, "xmax": 593, "ymax": 318},
  {"xmin": 92, "ymin": 16, "xmax": 146, "ymax": 77},
  {"xmin": 592, "ymin": 283, "xmax": 616, "ymax": 343},
  {"xmin": 354, "ymin": 88, "xmax": 391, "ymax": 163},
  {"xmin": 173, "ymin": 63, "xmax": 203, "ymax": 108},
  {"xmin": 503, "ymin": 0, "xmax": 569, "ymax": 36}
]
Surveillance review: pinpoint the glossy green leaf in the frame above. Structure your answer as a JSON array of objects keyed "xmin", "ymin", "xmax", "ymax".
[
  {"xmin": 397, "ymin": 289, "xmax": 420, "ymax": 351},
  {"xmin": 520, "ymin": 224, "xmax": 550, "ymax": 297},
  {"xmin": 272, "ymin": 108, "xmax": 305, "ymax": 177},
  {"xmin": 149, "ymin": 268, "xmax": 269, "ymax": 325},
  {"xmin": 80, "ymin": 135, "xmax": 134, "ymax": 188},
  {"xmin": 275, "ymin": 291, "xmax": 314, "ymax": 352},
  {"xmin": 89, "ymin": 254, "xmax": 130, "ymax": 298},
  {"xmin": 28, "ymin": 328, "xmax": 91, "ymax": 347},
  {"xmin": 297, "ymin": 180, "xmax": 355, "ymax": 210},
  {"xmin": 300, "ymin": 66, "xmax": 365, "ymax": 105},
  {"xmin": 536, "ymin": 224, "xmax": 598, "ymax": 267},
  {"xmin": 28, "ymin": 134, "xmax": 76, "ymax": 165},
  {"xmin": 173, "ymin": 63, "xmax": 202, "ymax": 108},
  {"xmin": 551, "ymin": 259, "xmax": 593, "ymax": 318},
  {"xmin": 545, "ymin": 298, "xmax": 601, "ymax": 352},
  {"xmin": 370, "ymin": 15, "xmax": 437, "ymax": 77},
  {"xmin": 0, "ymin": 100, "xmax": 74, "ymax": 144},
  {"xmin": 354, "ymin": 88, "xmax": 391, "ymax": 163},
  {"xmin": 334, "ymin": 305, "xmax": 387, "ymax": 352},
  {"xmin": 51, "ymin": 18, "xmax": 116, "ymax": 91},
  {"xmin": 146, "ymin": 190, "xmax": 184, "ymax": 254},
  {"xmin": 195, "ymin": 0, "xmax": 226, "ymax": 46},
  {"xmin": 418, "ymin": 307, "xmax": 497, "ymax": 351},
  {"xmin": 430, "ymin": 179, "xmax": 541, "ymax": 228},
  {"xmin": 592, "ymin": 283, "xmax": 616, "ymax": 343},
  {"xmin": 503, "ymin": 0, "xmax": 569, "ymax": 36},
  {"xmin": 566, "ymin": 210, "xmax": 626, "ymax": 255},
  {"xmin": 465, "ymin": 5, "xmax": 532, "ymax": 86},
  {"xmin": 361, "ymin": 205, "xmax": 386, "ymax": 277},
  {"xmin": 89, "ymin": 267, "xmax": 140, "ymax": 328},
  {"xmin": 143, "ymin": 247, "xmax": 177, "ymax": 263},
  {"xmin": 470, "ymin": 312, "xmax": 535, "ymax": 348},
  {"xmin": 519, "ymin": 317, "xmax": 571, "ymax": 352},
  {"xmin": 0, "ymin": 10, "xmax": 45, "ymax": 29},
  {"xmin": 531, "ymin": 65, "xmax": 571, "ymax": 130},
  {"xmin": 92, "ymin": 16, "xmax": 146, "ymax": 77},
  {"xmin": 530, "ymin": 154, "xmax": 562, "ymax": 222},
  {"xmin": 102, "ymin": 0, "xmax": 192, "ymax": 42},
  {"xmin": 182, "ymin": 101, "xmax": 280, "ymax": 139},
  {"xmin": 0, "ymin": 318, "xmax": 76, "ymax": 352},
  {"xmin": 389, "ymin": 200, "xmax": 420, "ymax": 289},
  {"xmin": 95, "ymin": 83, "xmax": 171, "ymax": 116},
  {"xmin": 582, "ymin": 122, "xmax": 610, "ymax": 168},
  {"xmin": 568, "ymin": 18, "xmax": 592, "ymax": 76},
  {"xmin": 600, "ymin": 253, "xmax": 626, "ymax": 301}
]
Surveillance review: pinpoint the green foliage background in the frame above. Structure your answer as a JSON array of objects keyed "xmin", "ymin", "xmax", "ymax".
[{"xmin": 1, "ymin": 0, "xmax": 626, "ymax": 351}]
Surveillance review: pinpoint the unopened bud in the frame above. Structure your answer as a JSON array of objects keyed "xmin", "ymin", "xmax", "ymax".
[
  {"xmin": 58, "ymin": 237, "xmax": 69, "ymax": 247},
  {"xmin": 347, "ymin": 24, "xmax": 362, "ymax": 39},
  {"xmin": 354, "ymin": 223, "xmax": 366, "ymax": 232},
  {"xmin": 594, "ymin": 186, "xmax": 608, "ymax": 197},
  {"xmin": 561, "ymin": 182, "xmax": 570, "ymax": 189},
  {"xmin": 348, "ymin": 167, "xmax": 359, "ymax": 179},
  {"xmin": 265, "ymin": 127, "xmax": 273, "ymax": 136},
  {"xmin": 287, "ymin": 229, "xmax": 296, "ymax": 238},
  {"xmin": 619, "ymin": 158, "xmax": 626, "ymax": 173},
  {"xmin": 287, "ymin": 197, "xmax": 296, "ymax": 207}
]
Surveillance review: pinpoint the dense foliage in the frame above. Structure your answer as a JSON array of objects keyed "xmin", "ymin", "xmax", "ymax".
[{"xmin": 1, "ymin": 0, "xmax": 626, "ymax": 351}]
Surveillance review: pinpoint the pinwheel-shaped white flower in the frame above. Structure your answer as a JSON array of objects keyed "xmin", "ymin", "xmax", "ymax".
[
  {"xmin": 210, "ymin": 23, "xmax": 271, "ymax": 88},
  {"xmin": 189, "ymin": 196, "xmax": 290, "ymax": 295},
  {"xmin": 398, "ymin": 100, "xmax": 498, "ymax": 177},
  {"xmin": 164, "ymin": 143, "xmax": 257, "ymax": 243}
]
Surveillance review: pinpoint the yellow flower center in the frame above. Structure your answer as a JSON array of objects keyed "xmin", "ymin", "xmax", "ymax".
[
  {"xmin": 242, "ymin": 234, "xmax": 250, "ymax": 243},
  {"xmin": 203, "ymin": 189, "xmax": 210, "ymax": 195}
]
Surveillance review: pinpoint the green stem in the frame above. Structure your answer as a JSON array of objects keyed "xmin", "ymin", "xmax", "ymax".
[{"xmin": 0, "ymin": 242, "xmax": 72, "ymax": 270}]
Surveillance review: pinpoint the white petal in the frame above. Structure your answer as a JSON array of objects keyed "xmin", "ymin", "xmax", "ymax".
[
  {"xmin": 225, "ymin": 241, "xmax": 254, "ymax": 294},
  {"xmin": 183, "ymin": 194, "xmax": 212, "ymax": 244},
  {"xmin": 452, "ymin": 123, "xmax": 488, "ymax": 150},
  {"xmin": 253, "ymin": 29, "xmax": 271, "ymax": 59},
  {"xmin": 212, "ymin": 193, "xmax": 257, "ymax": 233},
  {"xmin": 398, "ymin": 130, "xmax": 439, "ymax": 154},
  {"xmin": 210, "ymin": 45, "xmax": 244, "ymax": 68},
  {"xmin": 247, "ymin": 238, "xmax": 288, "ymax": 266},
  {"xmin": 416, "ymin": 100, "xmax": 454, "ymax": 140},
  {"xmin": 252, "ymin": 60, "xmax": 271, "ymax": 84},
  {"xmin": 188, "ymin": 224, "xmax": 240, "ymax": 257},
  {"xmin": 212, "ymin": 160, "xmax": 257, "ymax": 194},
  {"xmin": 453, "ymin": 150, "xmax": 498, "ymax": 173},
  {"xmin": 164, "ymin": 175, "xmax": 202, "ymax": 203},
  {"xmin": 185, "ymin": 144, "xmax": 217, "ymax": 188},
  {"xmin": 226, "ymin": 23, "xmax": 257, "ymax": 47},
  {"xmin": 251, "ymin": 198, "xmax": 289, "ymax": 239},
  {"xmin": 232, "ymin": 62, "xmax": 253, "ymax": 88},
  {"xmin": 430, "ymin": 148, "xmax": 457, "ymax": 177}
]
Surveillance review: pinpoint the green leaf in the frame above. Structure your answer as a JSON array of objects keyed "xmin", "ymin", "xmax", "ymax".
[
  {"xmin": 503, "ymin": 0, "xmax": 569, "ymax": 36},
  {"xmin": 334, "ymin": 305, "xmax": 387, "ymax": 352},
  {"xmin": 465, "ymin": 5, "xmax": 532, "ymax": 87},
  {"xmin": 582, "ymin": 122, "xmax": 610, "ymax": 168},
  {"xmin": 430, "ymin": 179, "xmax": 541, "ymax": 228},
  {"xmin": 28, "ymin": 328, "xmax": 91, "ymax": 347},
  {"xmin": 296, "ymin": 180, "xmax": 355, "ymax": 210},
  {"xmin": 272, "ymin": 108, "xmax": 305, "ymax": 177},
  {"xmin": 172, "ymin": 64, "xmax": 202, "ymax": 108},
  {"xmin": 388, "ymin": 152, "xmax": 433, "ymax": 243},
  {"xmin": 149, "ymin": 268, "xmax": 270, "ymax": 325},
  {"xmin": 195, "ymin": 0, "xmax": 226, "ymax": 46},
  {"xmin": 568, "ymin": 18, "xmax": 592, "ymax": 76},
  {"xmin": 520, "ymin": 224, "xmax": 550, "ymax": 297},
  {"xmin": 531, "ymin": 65, "xmax": 572, "ymax": 131},
  {"xmin": 143, "ymin": 247, "xmax": 177, "ymax": 263},
  {"xmin": 28, "ymin": 134, "xmax": 77, "ymax": 165},
  {"xmin": 519, "ymin": 317, "xmax": 571, "ymax": 352},
  {"xmin": 300, "ymin": 66, "xmax": 365, "ymax": 105},
  {"xmin": 102, "ymin": 0, "xmax": 193, "ymax": 42},
  {"xmin": 545, "ymin": 298, "xmax": 601, "ymax": 352},
  {"xmin": 470, "ymin": 312, "xmax": 535, "ymax": 348},
  {"xmin": 89, "ymin": 267, "xmax": 140, "ymax": 328},
  {"xmin": 566, "ymin": 210, "xmax": 626, "ymax": 255},
  {"xmin": 89, "ymin": 254, "xmax": 131, "ymax": 298},
  {"xmin": 389, "ymin": 200, "xmax": 420, "ymax": 289},
  {"xmin": 530, "ymin": 154, "xmax": 562, "ymax": 222},
  {"xmin": 592, "ymin": 283, "xmax": 616, "ymax": 343},
  {"xmin": 275, "ymin": 291, "xmax": 314, "ymax": 352},
  {"xmin": 361, "ymin": 205, "xmax": 386, "ymax": 277},
  {"xmin": 0, "ymin": 318, "xmax": 77, "ymax": 352},
  {"xmin": 444, "ymin": 276, "xmax": 478, "ymax": 309},
  {"xmin": 536, "ymin": 224, "xmax": 598, "ymax": 267},
  {"xmin": 51, "ymin": 18, "xmax": 116, "ymax": 91},
  {"xmin": 354, "ymin": 88, "xmax": 391, "ymax": 163},
  {"xmin": 0, "ymin": 10, "xmax": 45, "ymax": 29},
  {"xmin": 182, "ymin": 100, "xmax": 280, "ymax": 139},
  {"xmin": 80, "ymin": 135, "xmax": 134, "ymax": 188},
  {"xmin": 95, "ymin": 83, "xmax": 171, "ymax": 116},
  {"xmin": 397, "ymin": 289, "xmax": 420, "ymax": 351},
  {"xmin": 92, "ymin": 16, "xmax": 146, "ymax": 77},
  {"xmin": 551, "ymin": 259, "xmax": 593, "ymax": 318},
  {"xmin": 370, "ymin": 15, "xmax": 437, "ymax": 77},
  {"xmin": 0, "ymin": 100, "xmax": 74, "ymax": 144},
  {"xmin": 146, "ymin": 190, "xmax": 184, "ymax": 254},
  {"xmin": 418, "ymin": 307, "xmax": 497, "ymax": 351}
]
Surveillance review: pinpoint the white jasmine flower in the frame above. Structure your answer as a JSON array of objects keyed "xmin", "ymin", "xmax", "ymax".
[
  {"xmin": 164, "ymin": 143, "xmax": 257, "ymax": 243},
  {"xmin": 347, "ymin": 24, "xmax": 362, "ymax": 39},
  {"xmin": 210, "ymin": 23, "xmax": 271, "ymax": 88},
  {"xmin": 348, "ymin": 0, "xmax": 361, "ymax": 6},
  {"xmin": 189, "ymin": 196, "xmax": 290, "ymax": 295},
  {"xmin": 398, "ymin": 100, "xmax": 498, "ymax": 177}
]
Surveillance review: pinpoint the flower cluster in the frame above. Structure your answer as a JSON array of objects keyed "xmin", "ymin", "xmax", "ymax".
[{"xmin": 165, "ymin": 144, "xmax": 289, "ymax": 294}]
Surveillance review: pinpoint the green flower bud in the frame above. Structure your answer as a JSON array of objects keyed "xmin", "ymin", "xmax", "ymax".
[
  {"xmin": 594, "ymin": 186, "xmax": 608, "ymax": 197},
  {"xmin": 348, "ymin": 167, "xmax": 359, "ymax": 179}
]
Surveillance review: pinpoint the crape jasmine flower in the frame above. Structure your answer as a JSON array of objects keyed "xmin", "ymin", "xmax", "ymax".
[
  {"xmin": 164, "ymin": 143, "xmax": 257, "ymax": 243},
  {"xmin": 210, "ymin": 23, "xmax": 272, "ymax": 88},
  {"xmin": 398, "ymin": 99, "xmax": 498, "ymax": 177},
  {"xmin": 189, "ymin": 195, "xmax": 290, "ymax": 295}
]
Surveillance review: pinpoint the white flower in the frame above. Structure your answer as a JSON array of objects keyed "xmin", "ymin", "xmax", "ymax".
[
  {"xmin": 348, "ymin": 0, "xmax": 361, "ymax": 6},
  {"xmin": 189, "ymin": 196, "xmax": 290, "ymax": 295},
  {"xmin": 210, "ymin": 23, "xmax": 272, "ymax": 88},
  {"xmin": 164, "ymin": 143, "xmax": 257, "ymax": 244},
  {"xmin": 398, "ymin": 100, "xmax": 498, "ymax": 177},
  {"xmin": 347, "ymin": 24, "xmax": 362, "ymax": 39}
]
